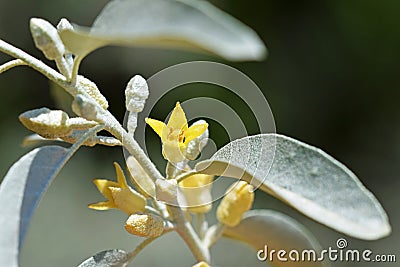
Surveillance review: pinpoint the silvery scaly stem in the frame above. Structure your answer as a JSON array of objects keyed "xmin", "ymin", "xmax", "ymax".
[
  {"xmin": 55, "ymin": 56, "xmax": 71, "ymax": 80},
  {"xmin": 168, "ymin": 206, "xmax": 211, "ymax": 262},
  {"xmin": 0, "ymin": 59, "xmax": 27, "ymax": 73},
  {"xmin": 203, "ymin": 223, "xmax": 226, "ymax": 248},
  {"xmin": 0, "ymin": 39, "xmax": 77, "ymax": 96},
  {"xmin": 101, "ymin": 109, "xmax": 165, "ymax": 182},
  {"xmin": 126, "ymin": 237, "xmax": 157, "ymax": 264},
  {"xmin": 196, "ymin": 213, "xmax": 208, "ymax": 240},
  {"xmin": 62, "ymin": 131, "xmax": 122, "ymax": 147},
  {"xmin": 126, "ymin": 222, "xmax": 175, "ymax": 264}
]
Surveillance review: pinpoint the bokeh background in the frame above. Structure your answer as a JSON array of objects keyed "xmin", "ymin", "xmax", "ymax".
[{"xmin": 0, "ymin": 0, "xmax": 399, "ymax": 266}]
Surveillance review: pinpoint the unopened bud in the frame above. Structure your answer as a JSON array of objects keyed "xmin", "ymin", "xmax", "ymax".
[
  {"xmin": 109, "ymin": 186, "xmax": 146, "ymax": 215},
  {"xmin": 72, "ymin": 94, "xmax": 102, "ymax": 121},
  {"xmin": 56, "ymin": 18, "xmax": 73, "ymax": 31},
  {"xmin": 217, "ymin": 181, "xmax": 254, "ymax": 227},
  {"xmin": 125, "ymin": 75, "xmax": 149, "ymax": 112},
  {"xmin": 76, "ymin": 75, "xmax": 108, "ymax": 110},
  {"xmin": 186, "ymin": 120, "xmax": 209, "ymax": 160},
  {"xmin": 125, "ymin": 213, "xmax": 164, "ymax": 238},
  {"xmin": 56, "ymin": 18, "xmax": 74, "ymax": 71},
  {"xmin": 192, "ymin": 262, "xmax": 210, "ymax": 267},
  {"xmin": 30, "ymin": 18, "xmax": 65, "ymax": 60},
  {"xmin": 179, "ymin": 174, "xmax": 213, "ymax": 213},
  {"xmin": 19, "ymin": 108, "xmax": 71, "ymax": 138}
]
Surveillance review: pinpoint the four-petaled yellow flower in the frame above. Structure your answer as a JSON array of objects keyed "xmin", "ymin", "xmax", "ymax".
[
  {"xmin": 145, "ymin": 102, "xmax": 208, "ymax": 163},
  {"xmin": 89, "ymin": 162, "xmax": 146, "ymax": 215}
]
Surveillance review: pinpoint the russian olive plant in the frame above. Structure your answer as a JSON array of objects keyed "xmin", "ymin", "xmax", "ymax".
[{"xmin": 0, "ymin": 0, "xmax": 390, "ymax": 266}]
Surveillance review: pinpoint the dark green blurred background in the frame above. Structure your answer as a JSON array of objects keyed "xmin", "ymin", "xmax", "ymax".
[{"xmin": 0, "ymin": 0, "xmax": 399, "ymax": 266}]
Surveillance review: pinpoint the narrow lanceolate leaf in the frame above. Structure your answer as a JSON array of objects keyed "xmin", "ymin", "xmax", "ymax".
[
  {"xmin": 78, "ymin": 249, "xmax": 128, "ymax": 267},
  {"xmin": 59, "ymin": 0, "xmax": 266, "ymax": 61},
  {"xmin": 0, "ymin": 146, "xmax": 76, "ymax": 267},
  {"xmin": 224, "ymin": 210, "xmax": 330, "ymax": 267},
  {"xmin": 195, "ymin": 134, "xmax": 391, "ymax": 240}
]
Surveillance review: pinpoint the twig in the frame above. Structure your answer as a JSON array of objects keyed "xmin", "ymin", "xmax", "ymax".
[
  {"xmin": 168, "ymin": 206, "xmax": 210, "ymax": 262},
  {"xmin": 203, "ymin": 223, "xmax": 226, "ymax": 248},
  {"xmin": 0, "ymin": 59, "xmax": 27, "ymax": 73}
]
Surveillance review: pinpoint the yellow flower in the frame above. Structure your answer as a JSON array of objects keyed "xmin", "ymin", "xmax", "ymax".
[
  {"xmin": 145, "ymin": 102, "xmax": 208, "ymax": 163},
  {"xmin": 179, "ymin": 174, "xmax": 214, "ymax": 213},
  {"xmin": 89, "ymin": 162, "xmax": 146, "ymax": 215},
  {"xmin": 216, "ymin": 181, "xmax": 254, "ymax": 227}
]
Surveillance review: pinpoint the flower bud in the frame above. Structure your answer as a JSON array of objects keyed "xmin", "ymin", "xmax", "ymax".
[
  {"xmin": 19, "ymin": 108, "xmax": 71, "ymax": 138},
  {"xmin": 185, "ymin": 120, "xmax": 209, "ymax": 161},
  {"xmin": 56, "ymin": 18, "xmax": 73, "ymax": 31},
  {"xmin": 30, "ymin": 18, "xmax": 65, "ymax": 60},
  {"xmin": 125, "ymin": 75, "xmax": 149, "ymax": 113},
  {"xmin": 109, "ymin": 186, "xmax": 146, "ymax": 215},
  {"xmin": 217, "ymin": 181, "xmax": 254, "ymax": 227},
  {"xmin": 179, "ymin": 174, "xmax": 213, "ymax": 213},
  {"xmin": 125, "ymin": 213, "xmax": 164, "ymax": 238},
  {"xmin": 72, "ymin": 94, "xmax": 102, "ymax": 121},
  {"xmin": 76, "ymin": 75, "xmax": 108, "ymax": 109},
  {"xmin": 192, "ymin": 262, "xmax": 210, "ymax": 267}
]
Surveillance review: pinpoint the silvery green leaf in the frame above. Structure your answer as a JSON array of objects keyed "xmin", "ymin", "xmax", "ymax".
[
  {"xmin": 0, "ymin": 146, "xmax": 76, "ymax": 267},
  {"xmin": 224, "ymin": 209, "xmax": 330, "ymax": 267},
  {"xmin": 59, "ymin": 0, "xmax": 266, "ymax": 61},
  {"xmin": 195, "ymin": 134, "xmax": 391, "ymax": 240},
  {"xmin": 78, "ymin": 249, "xmax": 129, "ymax": 267}
]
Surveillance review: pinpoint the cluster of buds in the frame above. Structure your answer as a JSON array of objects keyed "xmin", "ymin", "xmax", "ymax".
[
  {"xmin": 19, "ymin": 107, "xmax": 121, "ymax": 147},
  {"xmin": 30, "ymin": 18, "xmax": 72, "ymax": 80},
  {"xmin": 19, "ymin": 107, "xmax": 97, "ymax": 138},
  {"xmin": 30, "ymin": 17, "xmax": 109, "ymax": 124},
  {"xmin": 30, "ymin": 18, "xmax": 66, "ymax": 70}
]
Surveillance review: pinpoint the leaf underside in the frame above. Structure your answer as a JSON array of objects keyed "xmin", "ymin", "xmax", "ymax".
[
  {"xmin": 224, "ymin": 209, "xmax": 330, "ymax": 267},
  {"xmin": 0, "ymin": 146, "xmax": 74, "ymax": 266},
  {"xmin": 59, "ymin": 0, "xmax": 267, "ymax": 61},
  {"xmin": 196, "ymin": 134, "xmax": 391, "ymax": 240},
  {"xmin": 78, "ymin": 249, "xmax": 128, "ymax": 267}
]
